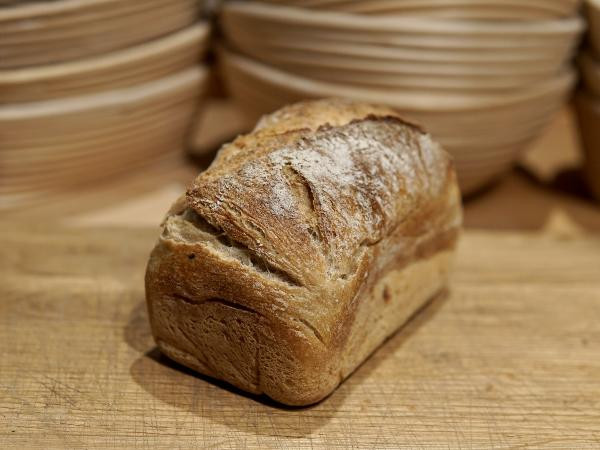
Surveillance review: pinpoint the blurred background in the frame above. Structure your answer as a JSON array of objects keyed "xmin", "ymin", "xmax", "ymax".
[{"xmin": 1, "ymin": 0, "xmax": 600, "ymax": 231}]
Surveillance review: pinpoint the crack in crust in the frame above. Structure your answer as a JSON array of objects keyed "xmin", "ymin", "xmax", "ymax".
[
  {"xmin": 178, "ymin": 208, "xmax": 303, "ymax": 287},
  {"xmin": 282, "ymin": 165, "xmax": 322, "ymax": 243},
  {"xmin": 171, "ymin": 293, "xmax": 263, "ymax": 316},
  {"xmin": 168, "ymin": 290, "xmax": 327, "ymax": 350},
  {"xmin": 296, "ymin": 317, "xmax": 325, "ymax": 345}
]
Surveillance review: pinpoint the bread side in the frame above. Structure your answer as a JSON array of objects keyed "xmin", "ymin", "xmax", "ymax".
[{"xmin": 145, "ymin": 99, "xmax": 462, "ymax": 405}]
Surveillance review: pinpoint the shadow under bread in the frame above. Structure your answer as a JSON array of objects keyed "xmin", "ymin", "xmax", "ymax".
[{"xmin": 125, "ymin": 289, "xmax": 449, "ymax": 438}]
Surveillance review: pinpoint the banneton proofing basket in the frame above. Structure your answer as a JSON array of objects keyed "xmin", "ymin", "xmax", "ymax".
[
  {"xmin": 0, "ymin": 0, "xmax": 201, "ymax": 68},
  {"xmin": 225, "ymin": 31, "xmax": 576, "ymax": 92},
  {"xmin": 258, "ymin": 0, "xmax": 581, "ymax": 20},
  {"xmin": 221, "ymin": 1, "xmax": 581, "ymax": 95},
  {"xmin": 219, "ymin": 49, "xmax": 576, "ymax": 194},
  {"xmin": 222, "ymin": 2, "xmax": 583, "ymax": 47},
  {"xmin": 0, "ymin": 24, "xmax": 210, "ymax": 103},
  {"xmin": 228, "ymin": 26, "xmax": 575, "ymax": 62},
  {"xmin": 0, "ymin": 68, "xmax": 207, "ymax": 207}
]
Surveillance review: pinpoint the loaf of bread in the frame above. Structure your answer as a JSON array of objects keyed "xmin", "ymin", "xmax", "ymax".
[{"xmin": 145, "ymin": 98, "xmax": 462, "ymax": 406}]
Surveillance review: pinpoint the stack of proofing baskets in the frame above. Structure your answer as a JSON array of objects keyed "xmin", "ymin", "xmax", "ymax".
[
  {"xmin": 576, "ymin": 0, "xmax": 600, "ymax": 200},
  {"xmin": 219, "ymin": 0, "xmax": 584, "ymax": 194},
  {"xmin": 0, "ymin": 0, "xmax": 210, "ymax": 208}
]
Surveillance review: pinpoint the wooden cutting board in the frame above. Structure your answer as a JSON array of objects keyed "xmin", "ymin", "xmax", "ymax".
[{"xmin": 1, "ymin": 224, "xmax": 599, "ymax": 449}]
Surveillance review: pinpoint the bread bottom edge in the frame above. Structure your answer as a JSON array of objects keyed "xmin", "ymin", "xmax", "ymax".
[{"xmin": 150, "ymin": 249, "xmax": 454, "ymax": 406}]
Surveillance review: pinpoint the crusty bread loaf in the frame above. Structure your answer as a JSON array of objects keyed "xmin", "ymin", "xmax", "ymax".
[{"xmin": 145, "ymin": 98, "xmax": 462, "ymax": 406}]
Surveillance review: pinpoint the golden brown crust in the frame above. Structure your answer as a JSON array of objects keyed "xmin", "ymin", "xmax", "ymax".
[{"xmin": 145, "ymin": 98, "xmax": 462, "ymax": 405}]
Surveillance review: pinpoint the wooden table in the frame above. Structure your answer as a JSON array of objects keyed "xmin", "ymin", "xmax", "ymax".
[
  {"xmin": 2, "ymin": 224, "xmax": 600, "ymax": 449},
  {"xmin": 2, "ymin": 101, "xmax": 600, "ymax": 448}
]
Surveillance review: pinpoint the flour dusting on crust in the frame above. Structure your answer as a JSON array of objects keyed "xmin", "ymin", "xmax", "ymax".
[{"xmin": 187, "ymin": 109, "xmax": 451, "ymax": 286}]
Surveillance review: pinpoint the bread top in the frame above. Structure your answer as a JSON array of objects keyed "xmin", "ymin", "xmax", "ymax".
[
  {"xmin": 161, "ymin": 98, "xmax": 460, "ymax": 348},
  {"xmin": 183, "ymin": 98, "xmax": 454, "ymax": 288},
  {"xmin": 252, "ymin": 97, "xmax": 399, "ymax": 135}
]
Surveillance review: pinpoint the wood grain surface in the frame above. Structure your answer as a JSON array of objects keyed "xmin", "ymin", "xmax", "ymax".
[{"xmin": 1, "ymin": 224, "xmax": 599, "ymax": 448}]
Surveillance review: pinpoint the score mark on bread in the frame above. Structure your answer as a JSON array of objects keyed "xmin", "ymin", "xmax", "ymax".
[{"xmin": 145, "ymin": 98, "xmax": 462, "ymax": 406}]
